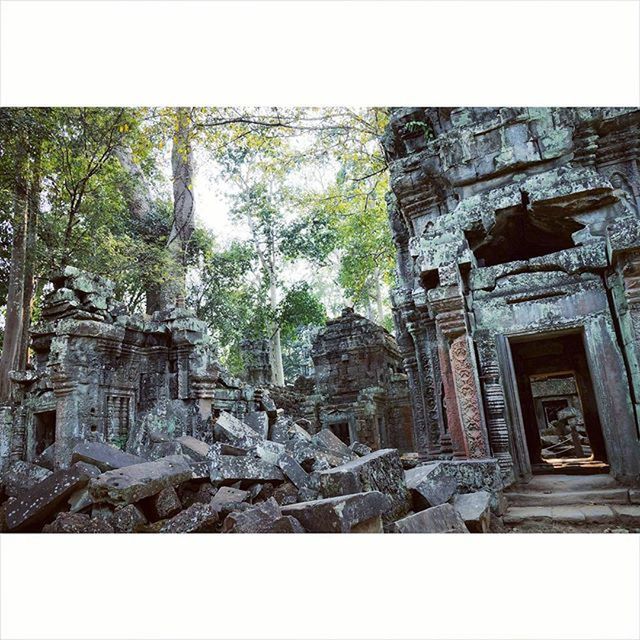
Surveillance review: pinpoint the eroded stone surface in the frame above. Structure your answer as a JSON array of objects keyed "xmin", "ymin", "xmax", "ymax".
[{"xmin": 392, "ymin": 504, "xmax": 469, "ymax": 534}]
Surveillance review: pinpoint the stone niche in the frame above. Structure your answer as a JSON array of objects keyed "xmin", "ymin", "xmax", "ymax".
[
  {"xmin": 384, "ymin": 107, "xmax": 640, "ymax": 484},
  {"xmin": 0, "ymin": 267, "xmax": 270, "ymax": 472},
  {"xmin": 305, "ymin": 308, "xmax": 415, "ymax": 452}
]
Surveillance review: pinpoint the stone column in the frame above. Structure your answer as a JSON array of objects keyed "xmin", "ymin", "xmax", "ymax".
[
  {"xmin": 51, "ymin": 373, "xmax": 79, "ymax": 469},
  {"xmin": 431, "ymin": 290, "xmax": 490, "ymax": 459}
]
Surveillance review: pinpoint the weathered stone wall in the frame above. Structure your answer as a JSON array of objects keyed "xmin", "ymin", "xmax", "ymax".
[{"xmin": 384, "ymin": 107, "xmax": 640, "ymax": 483}]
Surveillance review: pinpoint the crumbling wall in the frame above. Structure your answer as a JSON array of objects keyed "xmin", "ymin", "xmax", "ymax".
[{"xmin": 384, "ymin": 107, "xmax": 640, "ymax": 483}]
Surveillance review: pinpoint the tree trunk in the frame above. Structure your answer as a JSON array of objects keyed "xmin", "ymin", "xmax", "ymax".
[
  {"xmin": 269, "ymin": 272, "xmax": 286, "ymax": 386},
  {"xmin": 374, "ymin": 267, "xmax": 385, "ymax": 324},
  {"xmin": 0, "ymin": 160, "xmax": 29, "ymax": 403},
  {"xmin": 17, "ymin": 152, "xmax": 41, "ymax": 370},
  {"xmin": 162, "ymin": 108, "xmax": 196, "ymax": 309},
  {"xmin": 114, "ymin": 145, "xmax": 162, "ymax": 313}
]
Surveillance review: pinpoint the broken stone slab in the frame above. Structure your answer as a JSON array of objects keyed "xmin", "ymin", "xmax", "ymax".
[
  {"xmin": 405, "ymin": 463, "xmax": 458, "ymax": 510},
  {"xmin": 244, "ymin": 411, "xmax": 269, "ymax": 438},
  {"xmin": 256, "ymin": 440, "xmax": 286, "ymax": 465},
  {"xmin": 179, "ymin": 480, "xmax": 217, "ymax": 508},
  {"xmin": 316, "ymin": 449, "xmax": 411, "ymax": 523},
  {"xmin": 629, "ymin": 489, "xmax": 640, "ymax": 504},
  {"xmin": 312, "ymin": 429, "xmax": 355, "ymax": 460},
  {"xmin": 2, "ymin": 461, "xmax": 52, "ymax": 498},
  {"xmin": 33, "ymin": 444, "xmax": 56, "ymax": 470},
  {"xmin": 209, "ymin": 455, "xmax": 284, "ymax": 483},
  {"xmin": 261, "ymin": 515, "xmax": 306, "ymax": 533},
  {"xmin": 350, "ymin": 442, "xmax": 372, "ymax": 457},
  {"xmin": 67, "ymin": 487, "xmax": 93, "ymax": 513},
  {"xmin": 210, "ymin": 486, "xmax": 249, "ymax": 510},
  {"xmin": 72, "ymin": 442, "xmax": 146, "ymax": 472},
  {"xmin": 148, "ymin": 441, "xmax": 183, "ymax": 460},
  {"xmin": 146, "ymin": 486, "xmax": 182, "ymax": 521},
  {"xmin": 214, "ymin": 411, "xmax": 264, "ymax": 449},
  {"xmin": 88, "ymin": 455, "xmax": 193, "ymax": 507},
  {"xmin": 282, "ymin": 491, "xmax": 390, "ymax": 533},
  {"xmin": 6, "ymin": 462, "xmax": 101, "ymax": 532},
  {"xmin": 42, "ymin": 512, "xmax": 114, "ymax": 533},
  {"xmin": 392, "ymin": 504, "xmax": 470, "ymax": 534},
  {"xmin": 272, "ymin": 481, "xmax": 298, "ymax": 506},
  {"xmin": 222, "ymin": 497, "xmax": 281, "ymax": 533},
  {"xmin": 113, "ymin": 504, "xmax": 148, "ymax": 533},
  {"xmin": 159, "ymin": 502, "xmax": 219, "ymax": 533},
  {"xmin": 269, "ymin": 416, "xmax": 292, "ymax": 445},
  {"xmin": 176, "ymin": 436, "xmax": 211, "ymax": 461},
  {"xmin": 452, "ymin": 491, "xmax": 491, "ymax": 533},
  {"xmin": 277, "ymin": 454, "xmax": 310, "ymax": 489}
]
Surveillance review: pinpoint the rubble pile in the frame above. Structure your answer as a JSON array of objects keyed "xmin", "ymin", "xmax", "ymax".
[{"xmin": 0, "ymin": 410, "xmax": 505, "ymax": 533}]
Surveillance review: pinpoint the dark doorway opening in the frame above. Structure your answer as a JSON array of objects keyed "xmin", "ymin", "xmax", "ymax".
[
  {"xmin": 328, "ymin": 421, "xmax": 350, "ymax": 445},
  {"xmin": 34, "ymin": 410, "xmax": 56, "ymax": 456},
  {"xmin": 509, "ymin": 331, "xmax": 607, "ymax": 474}
]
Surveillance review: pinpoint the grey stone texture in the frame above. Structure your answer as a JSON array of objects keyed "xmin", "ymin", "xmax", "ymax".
[{"xmin": 392, "ymin": 504, "xmax": 469, "ymax": 533}]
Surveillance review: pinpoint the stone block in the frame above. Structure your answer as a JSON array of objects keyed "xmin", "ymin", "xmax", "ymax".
[
  {"xmin": 147, "ymin": 486, "xmax": 182, "ymax": 520},
  {"xmin": 282, "ymin": 491, "xmax": 390, "ymax": 533},
  {"xmin": 214, "ymin": 411, "xmax": 264, "ymax": 449},
  {"xmin": 159, "ymin": 503, "xmax": 219, "ymax": 533},
  {"xmin": 312, "ymin": 429, "xmax": 354, "ymax": 460},
  {"xmin": 2, "ymin": 461, "xmax": 52, "ymax": 498},
  {"xmin": 42, "ymin": 512, "xmax": 114, "ymax": 533},
  {"xmin": 33, "ymin": 444, "xmax": 55, "ymax": 470},
  {"xmin": 273, "ymin": 481, "xmax": 298, "ymax": 506},
  {"xmin": 209, "ymin": 455, "xmax": 284, "ymax": 483},
  {"xmin": 6, "ymin": 462, "xmax": 101, "ymax": 532},
  {"xmin": 222, "ymin": 497, "xmax": 281, "ymax": 533},
  {"xmin": 452, "ymin": 491, "xmax": 491, "ymax": 533},
  {"xmin": 148, "ymin": 441, "xmax": 183, "ymax": 460},
  {"xmin": 350, "ymin": 442, "xmax": 372, "ymax": 457},
  {"xmin": 72, "ymin": 442, "xmax": 146, "ymax": 472},
  {"xmin": 176, "ymin": 436, "xmax": 211, "ymax": 461},
  {"xmin": 405, "ymin": 463, "xmax": 457, "ymax": 509},
  {"xmin": 264, "ymin": 515, "xmax": 306, "ymax": 533},
  {"xmin": 244, "ymin": 411, "xmax": 269, "ymax": 438},
  {"xmin": 317, "ymin": 449, "xmax": 410, "ymax": 523},
  {"xmin": 278, "ymin": 454, "xmax": 310, "ymax": 489},
  {"xmin": 351, "ymin": 515, "xmax": 383, "ymax": 533},
  {"xmin": 88, "ymin": 455, "xmax": 193, "ymax": 506},
  {"xmin": 392, "ymin": 504, "xmax": 469, "ymax": 533},
  {"xmin": 67, "ymin": 487, "xmax": 93, "ymax": 513},
  {"xmin": 113, "ymin": 504, "xmax": 148, "ymax": 532},
  {"xmin": 210, "ymin": 486, "xmax": 249, "ymax": 510},
  {"xmin": 256, "ymin": 440, "xmax": 286, "ymax": 465},
  {"xmin": 629, "ymin": 489, "xmax": 640, "ymax": 504}
]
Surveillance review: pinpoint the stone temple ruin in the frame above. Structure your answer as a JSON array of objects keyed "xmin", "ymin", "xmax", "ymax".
[{"xmin": 1, "ymin": 107, "xmax": 639, "ymax": 533}]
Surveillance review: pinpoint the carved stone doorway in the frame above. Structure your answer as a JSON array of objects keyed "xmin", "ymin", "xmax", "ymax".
[{"xmin": 34, "ymin": 410, "xmax": 56, "ymax": 457}]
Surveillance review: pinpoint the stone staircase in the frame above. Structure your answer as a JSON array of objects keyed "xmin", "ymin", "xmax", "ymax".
[{"xmin": 503, "ymin": 474, "xmax": 640, "ymax": 527}]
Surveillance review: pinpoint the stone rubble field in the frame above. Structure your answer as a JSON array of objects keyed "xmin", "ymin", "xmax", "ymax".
[{"xmin": 0, "ymin": 410, "xmax": 503, "ymax": 533}]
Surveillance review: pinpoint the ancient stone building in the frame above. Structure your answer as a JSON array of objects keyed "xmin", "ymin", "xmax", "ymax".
[
  {"xmin": 0, "ymin": 267, "xmax": 272, "ymax": 473},
  {"xmin": 384, "ymin": 107, "xmax": 640, "ymax": 483},
  {"xmin": 304, "ymin": 308, "xmax": 414, "ymax": 451}
]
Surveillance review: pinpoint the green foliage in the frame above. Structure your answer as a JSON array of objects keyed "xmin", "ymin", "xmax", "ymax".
[{"xmin": 277, "ymin": 282, "xmax": 326, "ymax": 342}]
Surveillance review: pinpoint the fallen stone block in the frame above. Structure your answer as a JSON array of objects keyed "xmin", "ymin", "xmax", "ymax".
[
  {"xmin": 244, "ymin": 411, "xmax": 269, "ymax": 438},
  {"xmin": 176, "ymin": 436, "xmax": 211, "ymax": 461},
  {"xmin": 282, "ymin": 491, "xmax": 390, "ymax": 533},
  {"xmin": 68, "ymin": 487, "xmax": 93, "ymax": 513},
  {"xmin": 159, "ymin": 503, "xmax": 219, "ymax": 533},
  {"xmin": 256, "ymin": 440, "xmax": 286, "ymax": 465},
  {"xmin": 629, "ymin": 489, "xmax": 640, "ymax": 505},
  {"xmin": 2, "ymin": 461, "xmax": 52, "ymax": 498},
  {"xmin": 263, "ymin": 515, "xmax": 306, "ymax": 533},
  {"xmin": 6, "ymin": 462, "xmax": 101, "ymax": 532},
  {"xmin": 33, "ymin": 444, "xmax": 56, "ymax": 470},
  {"xmin": 312, "ymin": 429, "xmax": 355, "ymax": 460},
  {"xmin": 269, "ymin": 416, "xmax": 292, "ymax": 445},
  {"xmin": 272, "ymin": 481, "xmax": 298, "ymax": 506},
  {"xmin": 405, "ymin": 463, "xmax": 457, "ymax": 510},
  {"xmin": 43, "ymin": 512, "xmax": 114, "ymax": 533},
  {"xmin": 209, "ymin": 455, "xmax": 284, "ymax": 483},
  {"xmin": 113, "ymin": 504, "xmax": 148, "ymax": 533},
  {"xmin": 72, "ymin": 442, "xmax": 146, "ymax": 472},
  {"xmin": 350, "ymin": 442, "xmax": 372, "ymax": 457},
  {"xmin": 147, "ymin": 486, "xmax": 182, "ymax": 521},
  {"xmin": 214, "ymin": 411, "xmax": 264, "ymax": 449},
  {"xmin": 88, "ymin": 455, "xmax": 193, "ymax": 506},
  {"xmin": 278, "ymin": 454, "xmax": 310, "ymax": 489},
  {"xmin": 351, "ymin": 515, "xmax": 384, "ymax": 533},
  {"xmin": 317, "ymin": 449, "xmax": 410, "ymax": 523},
  {"xmin": 148, "ymin": 441, "xmax": 183, "ymax": 460},
  {"xmin": 392, "ymin": 504, "xmax": 469, "ymax": 533},
  {"xmin": 210, "ymin": 486, "xmax": 249, "ymax": 508},
  {"xmin": 452, "ymin": 491, "xmax": 491, "ymax": 533},
  {"xmin": 222, "ymin": 497, "xmax": 281, "ymax": 533},
  {"xmin": 179, "ymin": 480, "xmax": 217, "ymax": 508}
]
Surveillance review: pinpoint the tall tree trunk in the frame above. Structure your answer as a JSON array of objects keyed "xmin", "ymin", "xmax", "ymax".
[
  {"xmin": 269, "ymin": 272, "xmax": 286, "ymax": 386},
  {"xmin": 374, "ymin": 267, "xmax": 385, "ymax": 324},
  {"xmin": 162, "ymin": 108, "xmax": 196, "ymax": 309},
  {"xmin": 17, "ymin": 152, "xmax": 41, "ymax": 370},
  {"xmin": 0, "ymin": 156, "xmax": 29, "ymax": 403},
  {"xmin": 114, "ymin": 145, "xmax": 162, "ymax": 313}
]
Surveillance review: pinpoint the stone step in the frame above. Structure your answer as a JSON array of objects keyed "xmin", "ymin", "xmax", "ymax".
[
  {"xmin": 507, "ymin": 487, "xmax": 630, "ymax": 507},
  {"xmin": 503, "ymin": 504, "xmax": 640, "ymax": 526},
  {"xmin": 515, "ymin": 473, "xmax": 619, "ymax": 492}
]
